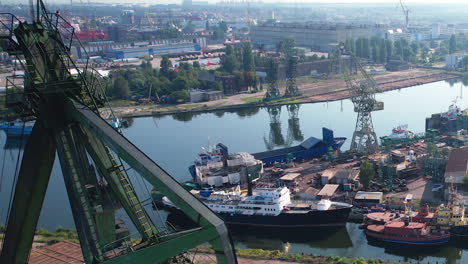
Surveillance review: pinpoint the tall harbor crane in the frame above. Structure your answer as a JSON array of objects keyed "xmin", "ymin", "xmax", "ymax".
[
  {"xmin": 399, "ymin": 0, "xmax": 410, "ymax": 29},
  {"xmin": 329, "ymin": 43, "xmax": 383, "ymax": 154},
  {"xmin": 0, "ymin": 1, "xmax": 236, "ymax": 263}
]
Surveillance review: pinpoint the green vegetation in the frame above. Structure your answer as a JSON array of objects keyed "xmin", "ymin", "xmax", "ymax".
[
  {"xmin": 194, "ymin": 247, "xmax": 408, "ymax": 264},
  {"xmin": 241, "ymin": 95, "xmax": 264, "ymax": 104},
  {"xmin": 35, "ymin": 226, "xmax": 79, "ymax": 244},
  {"xmin": 343, "ymin": 35, "xmax": 468, "ymax": 66},
  {"xmin": 359, "ymin": 160, "xmax": 375, "ymax": 189},
  {"xmin": 463, "ymin": 174, "xmax": 468, "ymax": 192},
  {"xmin": 0, "ymin": 226, "xmax": 79, "ymax": 245}
]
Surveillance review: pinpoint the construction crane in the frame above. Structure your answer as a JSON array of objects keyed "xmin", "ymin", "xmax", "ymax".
[
  {"xmin": 399, "ymin": 0, "xmax": 410, "ymax": 29},
  {"xmin": 0, "ymin": 1, "xmax": 237, "ymax": 263},
  {"xmin": 329, "ymin": 43, "xmax": 384, "ymax": 154},
  {"xmin": 264, "ymin": 57, "xmax": 281, "ymax": 101},
  {"xmin": 145, "ymin": 12, "xmax": 156, "ymax": 29}
]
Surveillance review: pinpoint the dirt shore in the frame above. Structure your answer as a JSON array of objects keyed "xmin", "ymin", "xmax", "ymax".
[{"xmin": 109, "ymin": 68, "xmax": 459, "ymax": 118}]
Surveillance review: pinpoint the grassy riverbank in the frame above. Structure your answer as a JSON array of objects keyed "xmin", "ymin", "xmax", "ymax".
[
  {"xmin": 107, "ymin": 69, "xmax": 459, "ymax": 118},
  {"xmin": 0, "ymin": 226, "xmax": 407, "ymax": 264},
  {"xmin": 191, "ymin": 247, "xmax": 409, "ymax": 264}
]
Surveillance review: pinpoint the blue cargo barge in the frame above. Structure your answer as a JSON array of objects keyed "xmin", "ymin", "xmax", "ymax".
[{"xmin": 253, "ymin": 128, "xmax": 346, "ymax": 166}]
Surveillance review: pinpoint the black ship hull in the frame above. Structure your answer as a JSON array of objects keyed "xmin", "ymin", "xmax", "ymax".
[
  {"xmin": 451, "ymin": 225, "xmax": 468, "ymax": 236},
  {"xmin": 161, "ymin": 203, "xmax": 351, "ymax": 229},
  {"xmin": 218, "ymin": 207, "xmax": 351, "ymax": 228}
]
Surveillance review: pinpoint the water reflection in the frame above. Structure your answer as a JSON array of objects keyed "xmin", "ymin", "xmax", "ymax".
[
  {"xmin": 287, "ymin": 104, "xmax": 304, "ymax": 144},
  {"xmin": 367, "ymin": 238, "xmax": 462, "ymax": 264},
  {"xmin": 3, "ymin": 136, "xmax": 28, "ymax": 150},
  {"xmin": 233, "ymin": 226, "xmax": 353, "ymax": 252},
  {"xmin": 264, "ymin": 106, "xmax": 286, "ymax": 150}
]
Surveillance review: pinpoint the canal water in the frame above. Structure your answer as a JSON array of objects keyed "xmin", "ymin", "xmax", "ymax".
[{"xmin": 0, "ymin": 79, "xmax": 467, "ymax": 263}]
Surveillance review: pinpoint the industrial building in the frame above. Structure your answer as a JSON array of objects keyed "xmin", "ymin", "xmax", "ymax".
[
  {"xmin": 250, "ymin": 22, "xmax": 386, "ymax": 52},
  {"xmin": 189, "ymin": 89, "xmax": 224, "ymax": 102},
  {"xmin": 70, "ymin": 38, "xmax": 206, "ymax": 59},
  {"xmin": 446, "ymin": 53, "xmax": 467, "ymax": 68},
  {"xmin": 443, "ymin": 147, "xmax": 468, "ymax": 189}
]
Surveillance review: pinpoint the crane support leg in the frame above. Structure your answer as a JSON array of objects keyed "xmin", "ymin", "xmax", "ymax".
[
  {"xmin": 55, "ymin": 125, "xmax": 104, "ymax": 263},
  {"xmin": 69, "ymin": 101, "xmax": 237, "ymax": 263},
  {"xmin": 77, "ymin": 127, "xmax": 158, "ymax": 241},
  {"xmin": 0, "ymin": 121, "xmax": 56, "ymax": 264}
]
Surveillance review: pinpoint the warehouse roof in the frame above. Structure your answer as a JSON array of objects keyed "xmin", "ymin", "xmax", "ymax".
[
  {"xmin": 300, "ymin": 137, "xmax": 322, "ymax": 149},
  {"xmin": 280, "ymin": 173, "xmax": 301, "ymax": 181},
  {"xmin": 355, "ymin": 191, "xmax": 383, "ymax": 201},
  {"xmin": 317, "ymin": 184, "xmax": 339, "ymax": 197}
]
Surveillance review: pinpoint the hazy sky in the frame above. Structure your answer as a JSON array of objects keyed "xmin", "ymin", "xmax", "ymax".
[{"xmin": 15, "ymin": 0, "xmax": 468, "ymax": 3}]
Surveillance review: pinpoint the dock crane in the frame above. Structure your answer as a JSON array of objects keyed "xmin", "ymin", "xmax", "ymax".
[
  {"xmin": 329, "ymin": 43, "xmax": 384, "ymax": 154},
  {"xmin": 0, "ymin": 1, "xmax": 237, "ymax": 263},
  {"xmin": 399, "ymin": 0, "xmax": 410, "ymax": 29}
]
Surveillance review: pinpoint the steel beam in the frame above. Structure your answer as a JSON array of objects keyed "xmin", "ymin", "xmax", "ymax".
[
  {"xmin": 55, "ymin": 125, "xmax": 104, "ymax": 263},
  {"xmin": 101, "ymin": 227, "xmax": 220, "ymax": 264},
  {"xmin": 69, "ymin": 100, "xmax": 237, "ymax": 264},
  {"xmin": 0, "ymin": 120, "xmax": 56, "ymax": 264},
  {"xmin": 77, "ymin": 127, "xmax": 158, "ymax": 241}
]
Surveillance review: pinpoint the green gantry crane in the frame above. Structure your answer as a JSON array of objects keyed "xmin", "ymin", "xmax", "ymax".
[{"xmin": 0, "ymin": 1, "xmax": 236, "ymax": 263}]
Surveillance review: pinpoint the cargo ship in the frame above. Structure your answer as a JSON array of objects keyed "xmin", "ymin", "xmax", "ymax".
[
  {"xmin": 366, "ymin": 220, "xmax": 450, "ymax": 246},
  {"xmin": 188, "ymin": 142, "xmax": 263, "ymax": 187},
  {"xmin": 157, "ymin": 186, "xmax": 352, "ymax": 229},
  {"xmin": 252, "ymin": 128, "xmax": 346, "ymax": 166}
]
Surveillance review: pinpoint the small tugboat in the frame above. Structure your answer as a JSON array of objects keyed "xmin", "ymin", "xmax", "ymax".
[
  {"xmin": 366, "ymin": 219, "xmax": 450, "ymax": 246},
  {"xmin": 0, "ymin": 121, "xmax": 33, "ymax": 137}
]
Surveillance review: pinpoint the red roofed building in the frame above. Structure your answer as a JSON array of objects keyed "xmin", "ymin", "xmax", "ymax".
[{"xmin": 29, "ymin": 241, "xmax": 84, "ymax": 264}]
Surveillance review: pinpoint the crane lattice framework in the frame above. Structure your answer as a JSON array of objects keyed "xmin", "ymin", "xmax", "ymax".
[
  {"xmin": 0, "ymin": 1, "xmax": 237, "ymax": 263},
  {"xmin": 264, "ymin": 58, "xmax": 280, "ymax": 101},
  {"xmin": 329, "ymin": 43, "xmax": 384, "ymax": 154},
  {"xmin": 284, "ymin": 56, "xmax": 300, "ymax": 98}
]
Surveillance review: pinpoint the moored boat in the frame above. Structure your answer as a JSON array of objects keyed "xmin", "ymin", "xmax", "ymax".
[
  {"xmin": 157, "ymin": 186, "xmax": 352, "ymax": 229},
  {"xmin": 366, "ymin": 221, "xmax": 450, "ymax": 246}
]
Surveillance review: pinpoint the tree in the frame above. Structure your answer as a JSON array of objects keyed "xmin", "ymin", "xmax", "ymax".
[
  {"xmin": 242, "ymin": 42, "xmax": 255, "ymax": 72},
  {"xmin": 225, "ymin": 44, "xmax": 234, "ymax": 56},
  {"xmin": 355, "ymin": 38, "xmax": 363, "ymax": 57},
  {"xmin": 379, "ymin": 40, "xmax": 387, "ymax": 64},
  {"xmin": 449, "ymin": 34, "xmax": 457, "ymax": 54},
  {"xmin": 461, "ymin": 56, "xmax": 468, "ymax": 71},
  {"xmin": 371, "ymin": 45, "xmax": 379, "ymax": 63},
  {"xmin": 410, "ymin": 41, "xmax": 420, "ymax": 55},
  {"xmin": 402, "ymin": 47, "xmax": 414, "ymax": 62},
  {"xmin": 363, "ymin": 38, "xmax": 371, "ymax": 59},
  {"xmin": 222, "ymin": 54, "xmax": 237, "ymax": 73},
  {"xmin": 385, "ymin": 39, "xmax": 393, "ymax": 62},
  {"xmin": 112, "ymin": 76, "xmax": 130, "ymax": 99},
  {"xmin": 193, "ymin": 61, "xmax": 200, "ymax": 69},
  {"xmin": 463, "ymin": 174, "xmax": 468, "ymax": 192},
  {"xmin": 160, "ymin": 56, "xmax": 172, "ymax": 77},
  {"xmin": 171, "ymin": 76, "xmax": 189, "ymax": 91},
  {"xmin": 219, "ymin": 21, "xmax": 228, "ymax": 32},
  {"xmin": 170, "ymin": 90, "xmax": 189, "ymax": 102},
  {"xmin": 430, "ymin": 40, "xmax": 438, "ymax": 49},
  {"xmin": 359, "ymin": 160, "xmax": 375, "ymax": 189}
]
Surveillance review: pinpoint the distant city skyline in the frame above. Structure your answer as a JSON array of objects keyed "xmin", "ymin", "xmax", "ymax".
[{"xmin": 6, "ymin": 0, "xmax": 468, "ymax": 4}]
